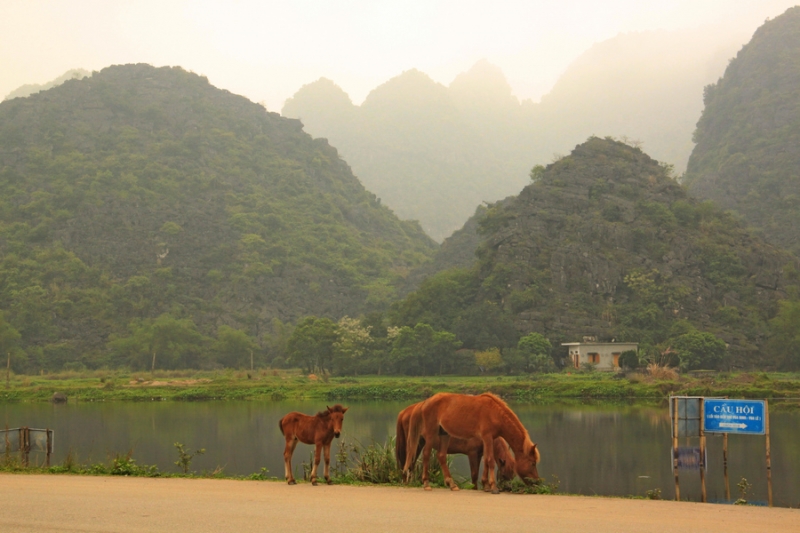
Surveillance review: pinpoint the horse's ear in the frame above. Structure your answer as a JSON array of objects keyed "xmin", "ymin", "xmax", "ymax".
[
  {"xmin": 326, "ymin": 405, "xmax": 332, "ymax": 412},
  {"xmin": 530, "ymin": 443, "xmax": 540, "ymax": 463},
  {"xmin": 342, "ymin": 407, "xmax": 348, "ymax": 413}
]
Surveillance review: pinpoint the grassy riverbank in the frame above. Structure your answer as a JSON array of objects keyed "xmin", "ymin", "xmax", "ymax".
[
  {"xmin": 0, "ymin": 437, "xmax": 559, "ymax": 496},
  {"xmin": 2, "ymin": 369, "xmax": 799, "ymax": 404}
]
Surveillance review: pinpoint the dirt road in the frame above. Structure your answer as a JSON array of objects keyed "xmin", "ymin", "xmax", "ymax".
[{"xmin": 1, "ymin": 474, "xmax": 796, "ymax": 533}]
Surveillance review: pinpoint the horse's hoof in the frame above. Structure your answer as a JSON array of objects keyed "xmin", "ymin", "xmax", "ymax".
[
  {"xmin": 491, "ymin": 488, "xmax": 500, "ymax": 495},
  {"xmin": 483, "ymin": 486, "xmax": 492, "ymax": 493},
  {"xmin": 450, "ymin": 486, "xmax": 460, "ymax": 492},
  {"xmin": 326, "ymin": 480, "xmax": 333, "ymax": 485},
  {"xmin": 288, "ymin": 480, "xmax": 296, "ymax": 485},
  {"xmin": 312, "ymin": 481, "xmax": 318, "ymax": 486},
  {"xmin": 424, "ymin": 486, "xmax": 433, "ymax": 492}
]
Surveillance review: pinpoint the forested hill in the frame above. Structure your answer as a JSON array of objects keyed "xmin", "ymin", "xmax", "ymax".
[
  {"xmin": 393, "ymin": 138, "xmax": 798, "ymax": 368},
  {"xmin": 0, "ymin": 64, "xmax": 436, "ymax": 371},
  {"xmin": 683, "ymin": 7, "xmax": 800, "ymax": 256}
]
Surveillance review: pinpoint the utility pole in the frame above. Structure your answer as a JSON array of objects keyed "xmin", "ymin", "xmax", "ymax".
[{"xmin": 6, "ymin": 351, "xmax": 10, "ymax": 389}]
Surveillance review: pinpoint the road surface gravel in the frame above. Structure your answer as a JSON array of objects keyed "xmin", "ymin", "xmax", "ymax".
[{"xmin": 1, "ymin": 474, "xmax": 797, "ymax": 533}]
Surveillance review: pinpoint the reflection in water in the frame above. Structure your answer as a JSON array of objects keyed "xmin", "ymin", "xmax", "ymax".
[{"xmin": 1, "ymin": 400, "xmax": 797, "ymax": 507}]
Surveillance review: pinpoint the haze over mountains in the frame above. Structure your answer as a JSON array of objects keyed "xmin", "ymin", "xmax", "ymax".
[
  {"xmin": 283, "ymin": 27, "xmax": 742, "ymax": 241},
  {"xmin": 3, "ymin": 69, "xmax": 90, "ymax": 101}
]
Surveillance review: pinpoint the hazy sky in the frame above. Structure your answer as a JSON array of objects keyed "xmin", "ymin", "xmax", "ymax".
[{"xmin": 1, "ymin": 1, "xmax": 797, "ymax": 111}]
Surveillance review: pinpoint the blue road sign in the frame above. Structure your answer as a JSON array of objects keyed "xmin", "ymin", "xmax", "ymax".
[{"xmin": 704, "ymin": 399, "xmax": 766, "ymax": 435}]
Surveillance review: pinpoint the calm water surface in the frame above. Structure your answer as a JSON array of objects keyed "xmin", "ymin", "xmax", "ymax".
[{"xmin": 2, "ymin": 400, "xmax": 797, "ymax": 507}]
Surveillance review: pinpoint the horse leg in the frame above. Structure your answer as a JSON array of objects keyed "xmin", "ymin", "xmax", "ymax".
[
  {"xmin": 436, "ymin": 433, "xmax": 458, "ymax": 491},
  {"xmin": 420, "ymin": 436, "xmax": 434, "ymax": 491},
  {"xmin": 311, "ymin": 442, "xmax": 322, "ymax": 486},
  {"xmin": 284, "ymin": 437, "xmax": 298, "ymax": 485},
  {"xmin": 469, "ymin": 450, "xmax": 482, "ymax": 490},
  {"xmin": 482, "ymin": 435, "xmax": 499, "ymax": 494},
  {"xmin": 323, "ymin": 443, "xmax": 333, "ymax": 485}
]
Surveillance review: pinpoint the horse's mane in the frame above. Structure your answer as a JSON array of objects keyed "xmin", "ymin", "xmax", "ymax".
[{"xmin": 479, "ymin": 393, "xmax": 534, "ymax": 454}]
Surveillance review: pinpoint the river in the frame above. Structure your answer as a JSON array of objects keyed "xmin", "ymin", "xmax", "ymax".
[{"xmin": 2, "ymin": 400, "xmax": 797, "ymax": 507}]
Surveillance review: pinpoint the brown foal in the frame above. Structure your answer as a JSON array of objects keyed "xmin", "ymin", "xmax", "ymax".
[{"xmin": 279, "ymin": 404, "xmax": 348, "ymax": 485}]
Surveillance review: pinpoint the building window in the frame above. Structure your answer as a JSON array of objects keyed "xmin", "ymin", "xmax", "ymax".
[
  {"xmin": 588, "ymin": 353, "xmax": 600, "ymax": 364},
  {"xmin": 613, "ymin": 353, "xmax": 621, "ymax": 368}
]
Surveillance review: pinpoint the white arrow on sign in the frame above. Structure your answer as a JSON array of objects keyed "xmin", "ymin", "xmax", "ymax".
[{"xmin": 719, "ymin": 422, "xmax": 747, "ymax": 429}]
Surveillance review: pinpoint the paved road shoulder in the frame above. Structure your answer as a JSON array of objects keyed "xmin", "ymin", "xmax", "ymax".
[{"xmin": 1, "ymin": 474, "xmax": 797, "ymax": 533}]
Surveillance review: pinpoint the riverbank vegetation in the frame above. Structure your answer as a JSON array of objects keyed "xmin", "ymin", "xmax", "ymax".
[
  {"xmin": 0, "ymin": 435, "xmax": 559, "ymax": 495},
  {"xmin": 2, "ymin": 368, "xmax": 799, "ymax": 404}
]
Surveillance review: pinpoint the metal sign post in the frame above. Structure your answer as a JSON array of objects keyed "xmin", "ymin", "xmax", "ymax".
[
  {"xmin": 672, "ymin": 397, "xmax": 680, "ymax": 501},
  {"xmin": 669, "ymin": 396, "xmax": 706, "ymax": 502},
  {"xmin": 703, "ymin": 398, "xmax": 772, "ymax": 507},
  {"xmin": 765, "ymin": 400, "xmax": 772, "ymax": 507}
]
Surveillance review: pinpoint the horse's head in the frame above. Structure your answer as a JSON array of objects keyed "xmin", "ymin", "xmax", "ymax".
[
  {"xmin": 514, "ymin": 441, "xmax": 540, "ymax": 484},
  {"xmin": 494, "ymin": 439, "xmax": 517, "ymax": 482},
  {"xmin": 326, "ymin": 405, "xmax": 348, "ymax": 438}
]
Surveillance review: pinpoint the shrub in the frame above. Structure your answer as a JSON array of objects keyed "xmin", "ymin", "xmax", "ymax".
[
  {"xmin": 475, "ymin": 348, "xmax": 503, "ymax": 373},
  {"xmin": 619, "ymin": 350, "xmax": 639, "ymax": 370}
]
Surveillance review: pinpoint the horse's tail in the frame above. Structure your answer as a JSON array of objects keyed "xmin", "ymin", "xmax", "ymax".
[
  {"xmin": 278, "ymin": 417, "xmax": 285, "ymax": 436},
  {"xmin": 395, "ymin": 412, "xmax": 407, "ymax": 469},
  {"xmin": 403, "ymin": 406, "xmax": 423, "ymax": 474}
]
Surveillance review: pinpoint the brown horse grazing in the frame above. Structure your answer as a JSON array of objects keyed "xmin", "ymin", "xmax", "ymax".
[
  {"xmin": 404, "ymin": 393, "xmax": 540, "ymax": 494},
  {"xmin": 396, "ymin": 402, "xmax": 516, "ymax": 489},
  {"xmin": 279, "ymin": 404, "xmax": 348, "ymax": 485}
]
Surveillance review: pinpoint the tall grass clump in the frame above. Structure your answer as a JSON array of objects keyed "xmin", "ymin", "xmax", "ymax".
[
  {"xmin": 647, "ymin": 363, "xmax": 678, "ymax": 380},
  {"xmin": 332, "ymin": 436, "xmax": 453, "ymax": 487}
]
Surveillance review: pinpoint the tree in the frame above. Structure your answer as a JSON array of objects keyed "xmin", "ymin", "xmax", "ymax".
[
  {"xmin": 388, "ymin": 323, "xmax": 461, "ymax": 375},
  {"xmin": 618, "ymin": 350, "xmax": 639, "ymax": 370},
  {"xmin": 516, "ymin": 332, "xmax": 555, "ymax": 373},
  {"xmin": 286, "ymin": 317, "xmax": 338, "ymax": 374},
  {"xmin": 108, "ymin": 313, "xmax": 204, "ymax": 371},
  {"xmin": 0, "ymin": 312, "xmax": 23, "ymax": 384},
  {"xmin": 768, "ymin": 299, "xmax": 800, "ymax": 370},
  {"xmin": 475, "ymin": 348, "xmax": 503, "ymax": 373},
  {"xmin": 212, "ymin": 326, "xmax": 259, "ymax": 369},
  {"xmin": 671, "ymin": 331, "xmax": 727, "ymax": 371},
  {"xmin": 332, "ymin": 316, "xmax": 373, "ymax": 375}
]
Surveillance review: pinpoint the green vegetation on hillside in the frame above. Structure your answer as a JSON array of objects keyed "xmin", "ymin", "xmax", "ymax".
[
  {"xmin": 0, "ymin": 64, "xmax": 436, "ymax": 373},
  {"xmin": 391, "ymin": 137, "xmax": 800, "ymax": 369},
  {"xmin": 684, "ymin": 6, "xmax": 800, "ymax": 256}
]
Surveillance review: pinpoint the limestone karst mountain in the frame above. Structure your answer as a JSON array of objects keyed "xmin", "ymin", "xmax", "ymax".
[
  {"xmin": 684, "ymin": 7, "xmax": 800, "ymax": 256},
  {"xmin": 0, "ymin": 64, "xmax": 436, "ymax": 370},
  {"xmin": 283, "ymin": 66, "xmax": 532, "ymax": 241},
  {"xmin": 284, "ymin": 29, "xmax": 741, "ymax": 241},
  {"xmin": 392, "ymin": 138, "xmax": 797, "ymax": 367}
]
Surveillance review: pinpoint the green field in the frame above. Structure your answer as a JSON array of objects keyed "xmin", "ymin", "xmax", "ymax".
[{"xmin": 2, "ymin": 369, "xmax": 799, "ymax": 404}]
